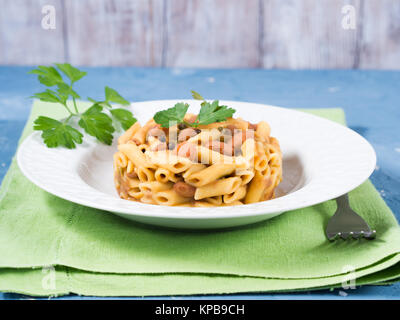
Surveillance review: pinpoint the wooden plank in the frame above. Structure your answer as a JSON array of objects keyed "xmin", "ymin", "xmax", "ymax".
[
  {"xmin": 1, "ymin": 0, "xmax": 400, "ymax": 69},
  {"xmin": 359, "ymin": 0, "xmax": 400, "ymax": 69},
  {"xmin": 261, "ymin": 0, "xmax": 361, "ymax": 69},
  {"xmin": 0, "ymin": 0, "xmax": 65, "ymax": 65},
  {"xmin": 64, "ymin": 0, "xmax": 164, "ymax": 66},
  {"xmin": 164, "ymin": 0, "xmax": 260, "ymax": 68}
]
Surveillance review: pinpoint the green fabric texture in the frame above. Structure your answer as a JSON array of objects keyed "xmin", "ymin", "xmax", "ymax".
[{"xmin": 0, "ymin": 101, "xmax": 399, "ymax": 297}]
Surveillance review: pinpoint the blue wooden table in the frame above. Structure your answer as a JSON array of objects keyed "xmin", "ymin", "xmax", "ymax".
[{"xmin": 0, "ymin": 67, "xmax": 399, "ymax": 299}]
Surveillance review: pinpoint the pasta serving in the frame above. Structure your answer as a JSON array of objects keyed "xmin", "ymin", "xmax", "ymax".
[{"xmin": 113, "ymin": 100, "xmax": 282, "ymax": 207}]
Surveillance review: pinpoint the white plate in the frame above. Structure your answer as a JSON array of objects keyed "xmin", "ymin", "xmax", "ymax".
[{"xmin": 17, "ymin": 100, "xmax": 376, "ymax": 229}]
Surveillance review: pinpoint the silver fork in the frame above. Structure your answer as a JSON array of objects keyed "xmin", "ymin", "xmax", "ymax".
[{"xmin": 326, "ymin": 194, "xmax": 376, "ymax": 241}]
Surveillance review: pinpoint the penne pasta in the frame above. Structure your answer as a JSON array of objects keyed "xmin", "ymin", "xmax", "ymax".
[
  {"xmin": 194, "ymin": 177, "xmax": 241, "ymax": 200},
  {"xmin": 160, "ymin": 158, "xmax": 193, "ymax": 174},
  {"xmin": 153, "ymin": 189, "xmax": 192, "ymax": 206},
  {"xmin": 132, "ymin": 119, "xmax": 157, "ymax": 145},
  {"xmin": 236, "ymin": 170, "xmax": 255, "ymax": 185},
  {"xmin": 154, "ymin": 167, "xmax": 178, "ymax": 183},
  {"xmin": 244, "ymin": 171, "xmax": 265, "ymax": 204},
  {"xmin": 186, "ymin": 163, "xmax": 236, "ymax": 187},
  {"xmin": 139, "ymin": 181, "xmax": 173, "ymax": 193},
  {"xmin": 182, "ymin": 163, "xmax": 206, "ymax": 179},
  {"xmin": 187, "ymin": 128, "xmax": 221, "ymax": 144},
  {"xmin": 125, "ymin": 178, "xmax": 143, "ymax": 199},
  {"xmin": 114, "ymin": 151, "xmax": 128, "ymax": 168},
  {"xmin": 118, "ymin": 122, "xmax": 141, "ymax": 145},
  {"xmin": 204, "ymin": 195, "xmax": 223, "ymax": 205},
  {"xmin": 241, "ymin": 138, "xmax": 256, "ymax": 164},
  {"xmin": 223, "ymin": 186, "xmax": 247, "ymax": 204},
  {"xmin": 140, "ymin": 194, "xmax": 156, "ymax": 204},
  {"xmin": 225, "ymin": 117, "xmax": 249, "ymax": 130},
  {"xmin": 114, "ymin": 109, "xmax": 282, "ymax": 207},
  {"xmin": 127, "ymin": 189, "xmax": 143, "ymax": 199},
  {"xmin": 196, "ymin": 145, "xmax": 236, "ymax": 166},
  {"xmin": 254, "ymin": 141, "xmax": 268, "ymax": 171},
  {"xmin": 137, "ymin": 167, "xmax": 155, "ymax": 182},
  {"xmin": 255, "ymin": 121, "xmax": 271, "ymax": 140},
  {"xmin": 137, "ymin": 144, "xmax": 149, "ymax": 153},
  {"xmin": 118, "ymin": 143, "xmax": 156, "ymax": 169},
  {"xmin": 147, "ymin": 151, "xmax": 193, "ymax": 173}
]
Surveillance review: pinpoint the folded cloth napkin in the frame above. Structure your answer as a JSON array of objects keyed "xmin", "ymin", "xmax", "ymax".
[{"xmin": 0, "ymin": 101, "xmax": 399, "ymax": 297}]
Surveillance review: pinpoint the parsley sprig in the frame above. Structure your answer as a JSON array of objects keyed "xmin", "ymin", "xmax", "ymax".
[
  {"xmin": 153, "ymin": 91, "xmax": 236, "ymax": 128},
  {"xmin": 29, "ymin": 63, "xmax": 136, "ymax": 149}
]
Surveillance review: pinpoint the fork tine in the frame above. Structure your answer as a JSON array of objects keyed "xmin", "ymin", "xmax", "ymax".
[
  {"xmin": 330, "ymin": 230, "xmax": 376, "ymax": 241},
  {"xmin": 339, "ymin": 232, "xmax": 350, "ymax": 240},
  {"xmin": 350, "ymin": 231, "xmax": 365, "ymax": 239},
  {"xmin": 325, "ymin": 194, "xmax": 376, "ymax": 241},
  {"xmin": 327, "ymin": 232, "xmax": 339, "ymax": 241},
  {"xmin": 363, "ymin": 230, "xmax": 376, "ymax": 239},
  {"xmin": 327, "ymin": 230, "xmax": 376, "ymax": 241}
]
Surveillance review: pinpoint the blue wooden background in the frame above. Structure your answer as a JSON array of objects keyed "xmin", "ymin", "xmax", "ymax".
[
  {"xmin": 1, "ymin": 0, "xmax": 400, "ymax": 69},
  {"xmin": 0, "ymin": 67, "xmax": 399, "ymax": 299}
]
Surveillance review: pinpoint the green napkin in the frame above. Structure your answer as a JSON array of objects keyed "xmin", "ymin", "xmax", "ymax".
[{"xmin": 0, "ymin": 101, "xmax": 399, "ymax": 297}]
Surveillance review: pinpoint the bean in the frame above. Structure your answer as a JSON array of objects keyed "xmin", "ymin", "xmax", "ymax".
[
  {"xmin": 126, "ymin": 171, "xmax": 138, "ymax": 179},
  {"xmin": 147, "ymin": 127, "xmax": 166, "ymax": 142},
  {"xmin": 173, "ymin": 181, "xmax": 196, "ymax": 198},
  {"xmin": 177, "ymin": 142, "xmax": 197, "ymax": 160},
  {"xmin": 178, "ymin": 128, "xmax": 199, "ymax": 142}
]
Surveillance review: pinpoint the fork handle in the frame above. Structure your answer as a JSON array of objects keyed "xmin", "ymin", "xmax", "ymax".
[{"xmin": 336, "ymin": 194, "xmax": 351, "ymax": 210}]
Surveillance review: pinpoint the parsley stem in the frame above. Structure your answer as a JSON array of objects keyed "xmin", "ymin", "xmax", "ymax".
[
  {"xmin": 64, "ymin": 114, "xmax": 73, "ymax": 124},
  {"xmin": 72, "ymin": 97, "xmax": 79, "ymax": 114},
  {"xmin": 62, "ymin": 102, "xmax": 75, "ymax": 116}
]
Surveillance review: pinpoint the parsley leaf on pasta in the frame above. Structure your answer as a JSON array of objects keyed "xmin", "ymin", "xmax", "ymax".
[
  {"xmin": 195, "ymin": 100, "xmax": 235, "ymax": 126},
  {"xmin": 154, "ymin": 102, "xmax": 189, "ymax": 128},
  {"xmin": 34, "ymin": 116, "xmax": 83, "ymax": 149},
  {"xmin": 153, "ymin": 92, "xmax": 236, "ymax": 128}
]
